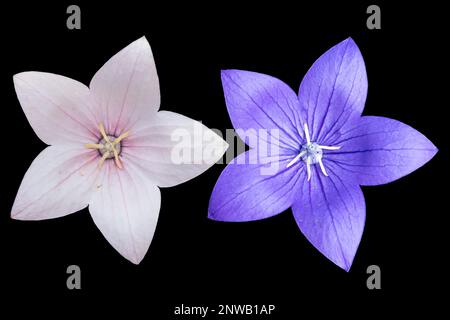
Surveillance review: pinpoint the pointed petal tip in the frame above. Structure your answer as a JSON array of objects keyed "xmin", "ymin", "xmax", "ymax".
[
  {"xmin": 342, "ymin": 265, "xmax": 351, "ymax": 272},
  {"xmin": 12, "ymin": 71, "xmax": 34, "ymax": 86},
  {"xmin": 128, "ymin": 255, "xmax": 144, "ymax": 265},
  {"xmin": 220, "ymin": 69, "xmax": 242, "ymax": 78},
  {"xmin": 10, "ymin": 210, "xmax": 20, "ymax": 220},
  {"xmin": 331, "ymin": 254, "xmax": 353, "ymax": 272},
  {"xmin": 221, "ymin": 140, "xmax": 230, "ymax": 153},
  {"xmin": 207, "ymin": 206, "xmax": 221, "ymax": 221},
  {"xmin": 424, "ymin": 139, "xmax": 439, "ymax": 164},
  {"xmin": 345, "ymin": 36, "xmax": 354, "ymax": 42},
  {"xmin": 431, "ymin": 142, "xmax": 439, "ymax": 154},
  {"xmin": 220, "ymin": 69, "xmax": 233, "ymax": 79},
  {"xmin": 13, "ymin": 71, "xmax": 46, "ymax": 81},
  {"xmin": 207, "ymin": 211, "xmax": 218, "ymax": 221},
  {"xmin": 207, "ymin": 207, "xmax": 232, "ymax": 222},
  {"xmin": 10, "ymin": 203, "xmax": 23, "ymax": 220},
  {"xmin": 129, "ymin": 36, "xmax": 151, "ymax": 51},
  {"xmin": 334, "ymin": 37, "xmax": 360, "ymax": 53},
  {"xmin": 207, "ymin": 212, "xmax": 232, "ymax": 222},
  {"xmin": 12, "ymin": 72, "xmax": 22, "ymax": 82}
]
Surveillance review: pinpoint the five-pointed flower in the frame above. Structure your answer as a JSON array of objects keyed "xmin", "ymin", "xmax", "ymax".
[
  {"xmin": 12, "ymin": 37, "xmax": 227, "ymax": 264},
  {"xmin": 208, "ymin": 38, "xmax": 437, "ymax": 271}
]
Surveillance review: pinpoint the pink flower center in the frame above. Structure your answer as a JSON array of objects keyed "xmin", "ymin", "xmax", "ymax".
[{"xmin": 85, "ymin": 123, "xmax": 130, "ymax": 169}]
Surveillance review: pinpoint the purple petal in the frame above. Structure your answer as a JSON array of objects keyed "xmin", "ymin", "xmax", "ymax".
[
  {"xmin": 292, "ymin": 162, "xmax": 365, "ymax": 271},
  {"xmin": 325, "ymin": 116, "xmax": 438, "ymax": 186},
  {"xmin": 208, "ymin": 150, "xmax": 304, "ymax": 222},
  {"xmin": 221, "ymin": 70, "xmax": 304, "ymax": 152},
  {"xmin": 298, "ymin": 38, "xmax": 367, "ymax": 144}
]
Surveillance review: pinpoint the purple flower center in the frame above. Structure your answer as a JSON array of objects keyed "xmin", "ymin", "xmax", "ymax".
[
  {"xmin": 287, "ymin": 123, "xmax": 341, "ymax": 181},
  {"xmin": 300, "ymin": 142, "xmax": 323, "ymax": 164}
]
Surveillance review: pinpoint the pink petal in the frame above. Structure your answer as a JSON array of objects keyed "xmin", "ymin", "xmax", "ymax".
[
  {"xmin": 12, "ymin": 146, "xmax": 99, "ymax": 220},
  {"xmin": 89, "ymin": 37, "xmax": 160, "ymax": 136},
  {"xmin": 13, "ymin": 72, "xmax": 99, "ymax": 145},
  {"xmin": 122, "ymin": 111, "xmax": 228, "ymax": 188},
  {"xmin": 88, "ymin": 161, "xmax": 161, "ymax": 264}
]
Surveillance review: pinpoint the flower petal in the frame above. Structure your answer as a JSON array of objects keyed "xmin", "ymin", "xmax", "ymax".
[
  {"xmin": 298, "ymin": 38, "xmax": 368, "ymax": 144},
  {"xmin": 88, "ymin": 161, "xmax": 161, "ymax": 264},
  {"xmin": 208, "ymin": 150, "xmax": 304, "ymax": 222},
  {"xmin": 325, "ymin": 116, "xmax": 438, "ymax": 186},
  {"xmin": 221, "ymin": 70, "xmax": 304, "ymax": 151},
  {"xmin": 122, "ymin": 111, "xmax": 228, "ymax": 188},
  {"xmin": 11, "ymin": 146, "xmax": 99, "ymax": 220},
  {"xmin": 13, "ymin": 72, "xmax": 98, "ymax": 145},
  {"xmin": 292, "ymin": 163, "xmax": 365, "ymax": 271},
  {"xmin": 90, "ymin": 36, "xmax": 160, "ymax": 135}
]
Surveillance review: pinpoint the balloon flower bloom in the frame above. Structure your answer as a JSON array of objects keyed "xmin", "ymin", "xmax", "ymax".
[
  {"xmin": 12, "ymin": 37, "xmax": 227, "ymax": 264},
  {"xmin": 209, "ymin": 38, "xmax": 437, "ymax": 271}
]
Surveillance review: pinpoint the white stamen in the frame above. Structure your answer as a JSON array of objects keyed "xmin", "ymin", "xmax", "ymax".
[
  {"xmin": 317, "ymin": 145, "xmax": 341, "ymax": 150},
  {"xmin": 306, "ymin": 157, "xmax": 311, "ymax": 181},
  {"xmin": 303, "ymin": 123, "xmax": 311, "ymax": 144},
  {"xmin": 318, "ymin": 158, "xmax": 328, "ymax": 176},
  {"xmin": 286, "ymin": 122, "xmax": 341, "ymax": 181},
  {"xmin": 287, "ymin": 150, "xmax": 306, "ymax": 168}
]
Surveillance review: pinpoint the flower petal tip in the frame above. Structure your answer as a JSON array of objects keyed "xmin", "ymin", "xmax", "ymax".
[
  {"xmin": 12, "ymin": 71, "xmax": 33, "ymax": 88},
  {"xmin": 207, "ymin": 211, "xmax": 219, "ymax": 221},
  {"xmin": 330, "ymin": 255, "xmax": 354, "ymax": 272},
  {"xmin": 221, "ymin": 69, "xmax": 246, "ymax": 80},
  {"xmin": 207, "ymin": 208, "xmax": 233, "ymax": 222},
  {"xmin": 332, "ymin": 37, "xmax": 361, "ymax": 56},
  {"xmin": 342, "ymin": 265, "xmax": 352, "ymax": 272},
  {"xmin": 207, "ymin": 207, "xmax": 224, "ymax": 221},
  {"xmin": 220, "ymin": 69, "xmax": 234, "ymax": 79},
  {"xmin": 128, "ymin": 255, "xmax": 144, "ymax": 265},
  {"xmin": 10, "ymin": 210, "xmax": 20, "ymax": 220}
]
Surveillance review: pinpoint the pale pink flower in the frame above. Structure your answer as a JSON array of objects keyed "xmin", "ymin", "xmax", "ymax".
[{"xmin": 12, "ymin": 37, "xmax": 227, "ymax": 264}]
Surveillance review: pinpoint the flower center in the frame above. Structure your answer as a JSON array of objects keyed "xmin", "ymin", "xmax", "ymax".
[
  {"xmin": 99, "ymin": 135, "xmax": 122, "ymax": 159},
  {"xmin": 300, "ymin": 142, "xmax": 323, "ymax": 165},
  {"xmin": 287, "ymin": 123, "xmax": 341, "ymax": 181},
  {"xmin": 85, "ymin": 123, "xmax": 130, "ymax": 169}
]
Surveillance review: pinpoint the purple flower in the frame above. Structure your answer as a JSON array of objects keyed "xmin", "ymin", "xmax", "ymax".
[{"xmin": 208, "ymin": 38, "xmax": 437, "ymax": 271}]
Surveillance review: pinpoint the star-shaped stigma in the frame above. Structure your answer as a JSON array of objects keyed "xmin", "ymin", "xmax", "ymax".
[{"xmin": 287, "ymin": 123, "xmax": 341, "ymax": 181}]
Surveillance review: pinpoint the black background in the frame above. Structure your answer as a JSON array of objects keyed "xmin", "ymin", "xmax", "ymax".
[{"xmin": 1, "ymin": 1, "xmax": 447, "ymax": 317}]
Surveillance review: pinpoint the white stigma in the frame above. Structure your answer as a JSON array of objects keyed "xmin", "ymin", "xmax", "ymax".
[{"xmin": 287, "ymin": 123, "xmax": 341, "ymax": 181}]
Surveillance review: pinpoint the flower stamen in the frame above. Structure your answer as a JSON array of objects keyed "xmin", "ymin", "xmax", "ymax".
[
  {"xmin": 287, "ymin": 123, "xmax": 341, "ymax": 181},
  {"xmin": 99, "ymin": 123, "xmax": 110, "ymax": 143},
  {"xmin": 318, "ymin": 158, "xmax": 328, "ymax": 177},
  {"xmin": 303, "ymin": 123, "xmax": 311, "ymax": 144},
  {"xmin": 98, "ymin": 151, "xmax": 110, "ymax": 168},
  {"xmin": 112, "ymin": 147, "xmax": 123, "ymax": 169},
  {"xmin": 113, "ymin": 131, "xmax": 130, "ymax": 146},
  {"xmin": 287, "ymin": 150, "xmax": 306, "ymax": 168},
  {"xmin": 84, "ymin": 143, "xmax": 104, "ymax": 149},
  {"xmin": 85, "ymin": 123, "xmax": 130, "ymax": 169},
  {"xmin": 306, "ymin": 157, "xmax": 311, "ymax": 181}
]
